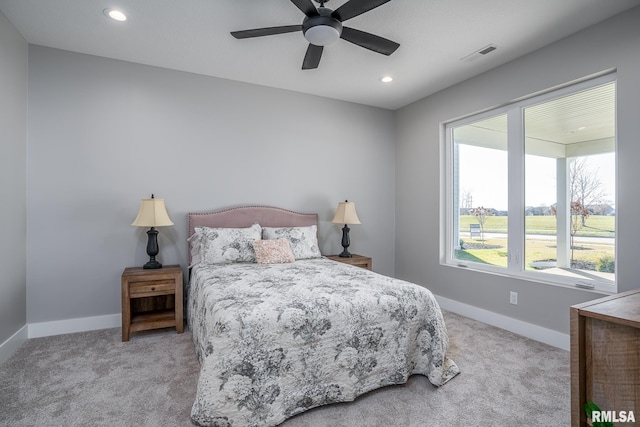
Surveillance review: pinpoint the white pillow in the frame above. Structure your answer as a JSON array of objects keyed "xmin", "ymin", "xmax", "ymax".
[
  {"xmin": 195, "ymin": 223, "xmax": 262, "ymax": 265},
  {"xmin": 262, "ymin": 225, "xmax": 321, "ymax": 260}
]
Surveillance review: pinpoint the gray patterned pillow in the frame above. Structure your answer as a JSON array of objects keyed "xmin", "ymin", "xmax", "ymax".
[
  {"xmin": 197, "ymin": 223, "xmax": 262, "ymax": 264},
  {"xmin": 262, "ymin": 225, "xmax": 321, "ymax": 260}
]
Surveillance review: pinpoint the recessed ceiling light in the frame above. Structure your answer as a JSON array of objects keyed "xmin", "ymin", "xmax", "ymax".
[
  {"xmin": 380, "ymin": 76, "xmax": 393, "ymax": 83},
  {"xmin": 104, "ymin": 8, "xmax": 127, "ymax": 22}
]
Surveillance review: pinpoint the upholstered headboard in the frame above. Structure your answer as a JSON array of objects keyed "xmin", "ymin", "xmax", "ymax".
[{"xmin": 187, "ymin": 205, "xmax": 319, "ymax": 265}]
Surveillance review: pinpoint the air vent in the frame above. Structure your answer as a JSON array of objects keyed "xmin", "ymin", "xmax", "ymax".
[{"xmin": 461, "ymin": 44, "xmax": 497, "ymax": 62}]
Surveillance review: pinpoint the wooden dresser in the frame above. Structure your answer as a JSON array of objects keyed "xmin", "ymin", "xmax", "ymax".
[{"xmin": 570, "ymin": 288, "xmax": 640, "ymax": 426}]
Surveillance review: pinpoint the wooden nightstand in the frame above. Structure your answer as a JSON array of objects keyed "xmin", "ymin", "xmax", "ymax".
[
  {"xmin": 121, "ymin": 265, "xmax": 183, "ymax": 342},
  {"xmin": 326, "ymin": 254, "xmax": 372, "ymax": 271}
]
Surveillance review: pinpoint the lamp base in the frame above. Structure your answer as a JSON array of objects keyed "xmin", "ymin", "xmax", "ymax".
[
  {"xmin": 143, "ymin": 227, "xmax": 162, "ymax": 269},
  {"xmin": 339, "ymin": 224, "xmax": 352, "ymax": 258},
  {"xmin": 143, "ymin": 259, "xmax": 162, "ymax": 269}
]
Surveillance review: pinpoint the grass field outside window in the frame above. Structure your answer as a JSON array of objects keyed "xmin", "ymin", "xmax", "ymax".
[{"xmin": 456, "ymin": 215, "xmax": 615, "ymax": 275}]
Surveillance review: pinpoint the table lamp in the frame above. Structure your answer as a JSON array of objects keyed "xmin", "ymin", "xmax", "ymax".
[
  {"xmin": 131, "ymin": 194, "xmax": 174, "ymax": 269},
  {"xmin": 331, "ymin": 200, "xmax": 361, "ymax": 258}
]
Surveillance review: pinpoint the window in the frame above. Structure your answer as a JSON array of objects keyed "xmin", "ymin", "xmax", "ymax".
[{"xmin": 444, "ymin": 75, "xmax": 616, "ymax": 292}]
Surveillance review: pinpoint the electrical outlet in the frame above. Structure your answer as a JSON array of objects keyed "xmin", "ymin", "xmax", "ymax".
[{"xmin": 510, "ymin": 291, "xmax": 518, "ymax": 305}]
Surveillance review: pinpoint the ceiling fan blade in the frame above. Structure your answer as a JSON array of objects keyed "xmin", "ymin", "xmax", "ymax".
[
  {"xmin": 290, "ymin": 0, "xmax": 319, "ymax": 17},
  {"xmin": 331, "ymin": 0, "xmax": 391, "ymax": 22},
  {"xmin": 340, "ymin": 27, "xmax": 399, "ymax": 55},
  {"xmin": 302, "ymin": 44, "xmax": 323, "ymax": 70},
  {"xmin": 231, "ymin": 25, "xmax": 302, "ymax": 39}
]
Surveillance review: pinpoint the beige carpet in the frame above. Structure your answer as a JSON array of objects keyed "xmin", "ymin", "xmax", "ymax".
[{"xmin": 0, "ymin": 311, "xmax": 570, "ymax": 426}]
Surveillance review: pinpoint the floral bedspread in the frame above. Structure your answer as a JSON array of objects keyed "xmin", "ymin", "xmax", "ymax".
[{"xmin": 188, "ymin": 257, "xmax": 459, "ymax": 427}]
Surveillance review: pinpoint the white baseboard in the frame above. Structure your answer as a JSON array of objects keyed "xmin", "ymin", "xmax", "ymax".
[
  {"xmin": 7, "ymin": 300, "xmax": 570, "ymax": 354},
  {"xmin": 28, "ymin": 314, "xmax": 121, "ymax": 339},
  {"xmin": 434, "ymin": 295, "xmax": 570, "ymax": 351},
  {"xmin": 0, "ymin": 324, "xmax": 28, "ymax": 365}
]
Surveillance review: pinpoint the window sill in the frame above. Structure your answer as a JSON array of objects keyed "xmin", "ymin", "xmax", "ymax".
[{"xmin": 441, "ymin": 260, "xmax": 616, "ymax": 295}]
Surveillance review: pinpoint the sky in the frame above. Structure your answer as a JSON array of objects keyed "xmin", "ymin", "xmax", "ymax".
[{"xmin": 458, "ymin": 146, "xmax": 615, "ymax": 212}]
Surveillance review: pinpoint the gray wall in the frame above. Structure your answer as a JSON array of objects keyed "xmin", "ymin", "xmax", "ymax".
[
  {"xmin": 26, "ymin": 46, "xmax": 396, "ymax": 324},
  {"xmin": 0, "ymin": 12, "xmax": 27, "ymax": 344},
  {"xmin": 395, "ymin": 7, "xmax": 640, "ymax": 335}
]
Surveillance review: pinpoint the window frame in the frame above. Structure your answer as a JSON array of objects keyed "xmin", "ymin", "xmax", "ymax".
[{"xmin": 442, "ymin": 73, "xmax": 617, "ymax": 294}]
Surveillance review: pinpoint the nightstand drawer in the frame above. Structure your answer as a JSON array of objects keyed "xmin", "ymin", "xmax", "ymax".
[{"xmin": 129, "ymin": 280, "xmax": 176, "ymax": 297}]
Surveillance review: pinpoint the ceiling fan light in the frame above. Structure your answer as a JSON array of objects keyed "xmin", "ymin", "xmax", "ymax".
[
  {"xmin": 304, "ymin": 25, "xmax": 340, "ymax": 46},
  {"xmin": 302, "ymin": 15, "xmax": 343, "ymax": 46}
]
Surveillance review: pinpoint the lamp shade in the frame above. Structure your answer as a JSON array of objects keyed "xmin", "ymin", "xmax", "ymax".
[
  {"xmin": 331, "ymin": 201, "xmax": 361, "ymax": 225},
  {"xmin": 131, "ymin": 197, "xmax": 174, "ymax": 227}
]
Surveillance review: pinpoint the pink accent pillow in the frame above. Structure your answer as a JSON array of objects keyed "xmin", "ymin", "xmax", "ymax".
[{"xmin": 252, "ymin": 239, "xmax": 296, "ymax": 264}]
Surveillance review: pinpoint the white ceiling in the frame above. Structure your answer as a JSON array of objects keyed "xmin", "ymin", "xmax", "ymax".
[{"xmin": 1, "ymin": 0, "xmax": 638, "ymax": 110}]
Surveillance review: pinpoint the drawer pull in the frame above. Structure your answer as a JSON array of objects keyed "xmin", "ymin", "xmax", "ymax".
[{"xmin": 151, "ymin": 287, "xmax": 156, "ymax": 291}]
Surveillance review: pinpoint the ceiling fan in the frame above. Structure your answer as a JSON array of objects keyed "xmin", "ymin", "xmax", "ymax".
[{"xmin": 231, "ymin": 0, "xmax": 400, "ymax": 70}]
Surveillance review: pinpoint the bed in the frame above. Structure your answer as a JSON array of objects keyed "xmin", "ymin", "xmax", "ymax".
[{"xmin": 187, "ymin": 206, "xmax": 459, "ymax": 427}]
